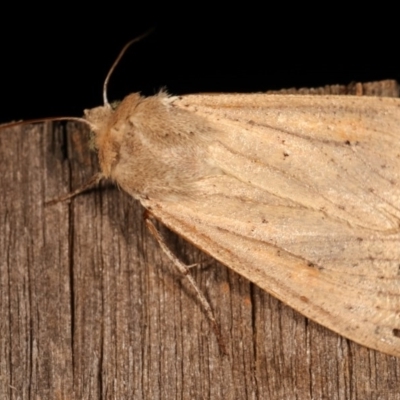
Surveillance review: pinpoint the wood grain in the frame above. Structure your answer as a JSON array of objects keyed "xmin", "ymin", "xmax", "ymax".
[{"xmin": 1, "ymin": 80, "xmax": 400, "ymax": 399}]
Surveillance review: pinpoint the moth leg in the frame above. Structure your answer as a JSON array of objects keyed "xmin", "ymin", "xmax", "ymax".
[
  {"xmin": 46, "ymin": 173, "xmax": 102, "ymax": 206},
  {"xmin": 188, "ymin": 259, "xmax": 216, "ymax": 270},
  {"xmin": 185, "ymin": 263, "xmax": 200, "ymax": 271},
  {"xmin": 145, "ymin": 218, "xmax": 227, "ymax": 355}
]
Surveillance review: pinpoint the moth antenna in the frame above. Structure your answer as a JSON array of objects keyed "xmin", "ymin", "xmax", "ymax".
[
  {"xmin": 103, "ymin": 27, "xmax": 155, "ymax": 108},
  {"xmin": 1, "ymin": 116, "xmax": 94, "ymax": 131},
  {"xmin": 1, "ymin": 117, "xmax": 101, "ymax": 204}
]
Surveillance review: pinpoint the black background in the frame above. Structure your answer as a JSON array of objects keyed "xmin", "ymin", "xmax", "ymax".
[{"xmin": 1, "ymin": 5, "xmax": 398, "ymax": 123}]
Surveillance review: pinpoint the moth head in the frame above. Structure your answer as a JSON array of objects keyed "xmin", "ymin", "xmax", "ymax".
[
  {"xmin": 84, "ymin": 104, "xmax": 119, "ymax": 179},
  {"xmin": 84, "ymin": 93, "xmax": 142, "ymax": 180},
  {"xmin": 82, "ymin": 32, "xmax": 153, "ymax": 180}
]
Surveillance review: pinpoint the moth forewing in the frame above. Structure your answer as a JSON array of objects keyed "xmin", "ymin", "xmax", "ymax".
[{"xmin": 104, "ymin": 92, "xmax": 400, "ymax": 357}]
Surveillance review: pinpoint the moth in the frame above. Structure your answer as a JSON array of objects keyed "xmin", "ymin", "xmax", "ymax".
[
  {"xmin": 6, "ymin": 38, "xmax": 400, "ymax": 358},
  {"xmin": 85, "ymin": 87, "xmax": 400, "ymax": 358}
]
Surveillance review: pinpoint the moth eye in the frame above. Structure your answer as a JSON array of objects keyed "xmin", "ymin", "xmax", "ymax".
[{"xmin": 393, "ymin": 329, "xmax": 400, "ymax": 338}]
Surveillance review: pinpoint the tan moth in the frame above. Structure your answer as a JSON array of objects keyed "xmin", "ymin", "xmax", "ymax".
[
  {"xmin": 6, "ymin": 37, "xmax": 400, "ymax": 358},
  {"xmin": 87, "ymin": 87, "xmax": 400, "ymax": 358}
]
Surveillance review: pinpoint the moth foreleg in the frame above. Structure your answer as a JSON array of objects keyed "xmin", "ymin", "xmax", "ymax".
[{"xmin": 145, "ymin": 217, "xmax": 227, "ymax": 355}]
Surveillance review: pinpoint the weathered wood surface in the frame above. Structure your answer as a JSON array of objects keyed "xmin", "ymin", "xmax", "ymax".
[{"xmin": 1, "ymin": 81, "xmax": 400, "ymax": 399}]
